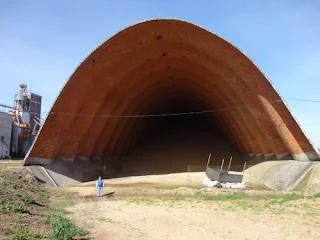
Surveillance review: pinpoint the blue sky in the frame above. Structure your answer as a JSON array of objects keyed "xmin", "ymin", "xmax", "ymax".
[{"xmin": 0, "ymin": 1, "xmax": 319, "ymax": 146}]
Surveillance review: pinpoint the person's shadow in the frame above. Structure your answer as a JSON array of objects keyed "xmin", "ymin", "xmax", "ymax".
[{"xmin": 101, "ymin": 191, "xmax": 115, "ymax": 198}]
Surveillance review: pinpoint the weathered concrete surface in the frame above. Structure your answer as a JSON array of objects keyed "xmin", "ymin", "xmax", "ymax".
[
  {"xmin": 25, "ymin": 166, "xmax": 54, "ymax": 185},
  {"xmin": 26, "ymin": 157, "xmax": 112, "ymax": 186},
  {"xmin": 25, "ymin": 19, "xmax": 319, "ymax": 171},
  {"xmin": 303, "ymin": 163, "xmax": 320, "ymax": 196},
  {"xmin": 243, "ymin": 160, "xmax": 313, "ymax": 190}
]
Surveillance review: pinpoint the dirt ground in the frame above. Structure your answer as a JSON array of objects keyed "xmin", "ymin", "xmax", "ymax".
[
  {"xmin": 0, "ymin": 169, "xmax": 53, "ymax": 239},
  {"xmin": 2, "ymin": 167, "xmax": 319, "ymax": 240},
  {"xmin": 56, "ymin": 180, "xmax": 320, "ymax": 240}
]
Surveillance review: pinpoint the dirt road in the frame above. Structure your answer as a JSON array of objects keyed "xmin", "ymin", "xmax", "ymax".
[
  {"xmin": 58, "ymin": 183, "xmax": 320, "ymax": 240},
  {"xmin": 68, "ymin": 199, "xmax": 318, "ymax": 240}
]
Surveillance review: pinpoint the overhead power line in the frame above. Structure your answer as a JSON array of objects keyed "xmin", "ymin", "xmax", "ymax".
[
  {"xmin": 48, "ymin": 97, "xmax": 320, "ymax": 119},
  {"xmin": 288, "ymin": 98, "xmax": 320, "ymax": 103}
]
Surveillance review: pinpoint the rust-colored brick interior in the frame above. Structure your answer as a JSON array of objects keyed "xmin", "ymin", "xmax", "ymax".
[{"xmin": 25, "ymin": 19, "xmax": 319, "ymax": 177}]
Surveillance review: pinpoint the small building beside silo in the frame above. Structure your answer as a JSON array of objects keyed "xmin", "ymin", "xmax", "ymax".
[{"xmin": 0, "ymin": 111, "xmax": 13, "ymax": 159}]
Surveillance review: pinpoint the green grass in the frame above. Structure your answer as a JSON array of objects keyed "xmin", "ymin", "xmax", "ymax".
[
  {"xmin": 54, "ymin": 203, "xmax": 72, "ymax": 215},
  {"xmin": 275, "ymin": 193, "xmax": 303, "ymax": 203},
  {"xmin": 174, "ymin": 194, "xmax": 186, "ymax": 201},
  {"xmin": 0, "ymin": 197, "xmax": 31, "ymax": 214},
  {"xmin": 4, "ymin": 226, "xmax": 47, "ymax": 240},
  {"xmin": 195, "ymin": 191, "xmax": 201, "ymax": 196},
  {"xmin": 99, "ymin": 217, "xmax": 113, "ymax": 223},
  {"xmin": 313, "ymin": 192, "xmax": 320, "ymax": 198},
  {"xmin": 118, "ymin": 191, "xmax": 320, "ymax": 217},
  {"xmin": 307, "ymin": 192, "xmax": 320, "ymax": 199},
  {"xmin": 128, "ymin": 197, "xmax": 157, "ymax": 206},
  {"xmin": 198, "ymin": 192, "xmax": 305, "ymax": 203},
  {"xmin": 38, "ymin": 190, "xmax": 50, "ymax": 200},
  {"xmin": 0, "ymin": 227, "xmax": 9, "ymax": 233},
  {"xmin": 0, "ymin": 171, "xmax": 88, "ymax": 240},
  {"xmin": 44, "ymin": 214, "xmax": 87, "ymax": 240},
  {"xmin": 11, "ymin": 217, "xmax": 21, "ymax": 224},
  {"xmin": 122, "ymin": 192, "xmax": 311, "ymax": 209},
  {"xmin": 21, "ymin": 195, "xmax": 36, "ymax": 205},
  {"xmin": 202, "ymin": 192, "xmax": 244, "ymax": 201},
  {"xmin": 128, "ymin": 195, "xmax": 188, "ymax": 205},
  {"xmin": 15, "ymin": 193, "xmax": 22, "ymax": 198}
]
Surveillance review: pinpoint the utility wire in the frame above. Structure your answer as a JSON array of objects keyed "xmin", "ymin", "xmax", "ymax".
[
  {"xmin": 50, "ymin": 100, "xmax": 282, "ymax": 118},
  {"xmin": 288, "ymin": 98, "xmax": 320, "ymax": 103},
  {"xmin": 48, "ymin": 97, "xmax": 320, "ymax": 118}
]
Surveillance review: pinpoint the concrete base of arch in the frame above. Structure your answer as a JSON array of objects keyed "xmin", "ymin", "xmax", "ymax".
[
  {"xmin": 264, "ymin": 153, "xmax": 276, "ymax": 160},
  {"xmin": 24, "ymin": 157, "xmax": 52, "ymax": 166},
  {"xmin": 77, "ymin": 156, "xmax": 90, "ymax": 161},
  {"xmin": 25, "ymin": 158, "xmax": 317, "ymax": 189},
  {"xmin": 276, "ymin": 152, "xmax": 292, "ymax": 160},
  {"xmin": 292, "ymin": 151, "xmax": 320, "ymax": 161}
]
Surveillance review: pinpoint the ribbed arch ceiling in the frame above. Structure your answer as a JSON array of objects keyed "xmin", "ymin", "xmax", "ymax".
[{"xmin": 25, "ymin": 19, "xmax": 320, "ymax": 166}]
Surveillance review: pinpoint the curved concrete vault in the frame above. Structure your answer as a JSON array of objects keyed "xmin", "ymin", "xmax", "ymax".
[{"xmin": 25, "ymin": 19, "xmax": 320, "ymax": 174}]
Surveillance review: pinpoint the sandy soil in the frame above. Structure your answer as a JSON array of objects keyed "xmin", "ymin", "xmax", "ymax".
[
  {"xmin": 68, "ymin": 199, "xmax": 320, "ymax": 240},
  {"xmin": 56, "ymin": 180, "xmax": 320, "ymax": 240}
]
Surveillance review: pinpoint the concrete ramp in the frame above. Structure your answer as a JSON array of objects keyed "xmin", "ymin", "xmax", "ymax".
[
  {"xmin": 27, "ymin": 164, "xmax": 82, "ymax": 186},
  {"xmin": 26, "ymin": 166, "xmax": 57, "ymax": 186},
  {"xmin": 303, "ymin": 163, "xmax": 320, "ymax": 195},
  {"xmin": 26, "ymin": 158, "xmax": 104, "ymax": 186},
  {"xmin": 243, "ymin": 160, "xmax": 313, "ymax": 190}
]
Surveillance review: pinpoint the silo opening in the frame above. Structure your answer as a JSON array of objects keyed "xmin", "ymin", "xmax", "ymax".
[{"xmin": 111, "ymin": 94, "xmax": 245, "ymax": 177}]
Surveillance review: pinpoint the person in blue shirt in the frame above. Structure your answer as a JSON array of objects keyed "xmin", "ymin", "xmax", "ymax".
[{"xmin": 96, "ymin": 176, "xmax": 104, "ymax": 197}]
